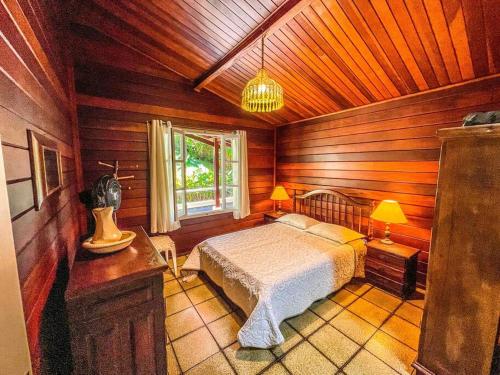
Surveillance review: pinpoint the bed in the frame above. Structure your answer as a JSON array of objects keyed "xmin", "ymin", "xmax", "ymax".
[{"xmin": 181, "ymin": 189, "xmax": 374, "ymax": 348}]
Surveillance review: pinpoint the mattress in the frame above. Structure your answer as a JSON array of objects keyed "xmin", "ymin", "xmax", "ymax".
[{"xmin": 181, "ymin": 222, "xmax": 366, "ymax": 348}]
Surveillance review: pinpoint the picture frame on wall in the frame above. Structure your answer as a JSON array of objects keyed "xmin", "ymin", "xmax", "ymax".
[{"xmin": 28, "ymin": 130, "xmax": 63, "ymax": 210}]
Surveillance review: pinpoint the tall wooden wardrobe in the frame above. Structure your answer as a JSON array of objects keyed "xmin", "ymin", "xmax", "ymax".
[{"xmin": 414, "ymin": 124, "xmax": 500, "ymax": 375}]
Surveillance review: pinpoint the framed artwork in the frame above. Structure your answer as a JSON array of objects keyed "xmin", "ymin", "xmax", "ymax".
[{"xmin": 28, "ymin": 130, "xmax": 63, "ymax": 210}]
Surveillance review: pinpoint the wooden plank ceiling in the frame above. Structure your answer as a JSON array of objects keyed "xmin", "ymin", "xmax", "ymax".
[{"xmin": 69, "ymin": 0, "xmax": 500, "ymax": 125}]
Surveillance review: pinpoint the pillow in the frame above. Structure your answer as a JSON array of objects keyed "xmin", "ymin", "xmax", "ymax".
[
  {"xmin": 276, "ymin": 213, "xmax": 319, "ymax": 230},
  {"xmin": 306, "ymin": 222, "xmax": 366, "ymax": 244}
]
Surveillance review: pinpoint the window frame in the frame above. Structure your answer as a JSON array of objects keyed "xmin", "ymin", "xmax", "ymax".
[{"xmin": 171, "ymin": 128, "xmax": 240, "ymax": 220}]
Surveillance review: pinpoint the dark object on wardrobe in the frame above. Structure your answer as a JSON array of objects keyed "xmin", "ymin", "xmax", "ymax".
[{"xmin": 462, "ymin": 111, "xmax": 499, "ymax": 126}]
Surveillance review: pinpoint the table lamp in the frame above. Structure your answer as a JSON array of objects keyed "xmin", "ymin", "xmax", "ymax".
[
  {"xmin": 370, "ymin": 200, "xmax": 407, "ymax": 244},
  {"xmin": 270, "ymin": 186, "xmax": 290, "ymax": 214}
]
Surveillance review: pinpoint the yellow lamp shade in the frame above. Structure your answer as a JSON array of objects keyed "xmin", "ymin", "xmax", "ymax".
[
  {"xmin": 270, "ymin": 186, "xmax": 290, "ymax": 201},
  {"xmin": 370, "ymin": 200, "xmax": 407, "ymax": 224}
]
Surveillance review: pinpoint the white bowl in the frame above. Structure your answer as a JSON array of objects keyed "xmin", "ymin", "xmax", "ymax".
[{"xmin": 82, "ymin": 231, "xmax": 137, "ymax": 254}]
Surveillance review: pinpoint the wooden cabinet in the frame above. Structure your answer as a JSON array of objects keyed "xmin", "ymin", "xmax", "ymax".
[
  {"xmin": 414, "ymin": 125, "xmax": 500, "ymax": 375},
  {"xmin": 65, "ymin": 226, "xmax": 168, "ymax": 375},
  {"xmin": 365, "ymin": 239, "xmax": 419, "ymax": 298}
]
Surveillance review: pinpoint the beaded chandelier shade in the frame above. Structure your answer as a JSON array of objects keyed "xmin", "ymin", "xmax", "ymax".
[{"xmin": 241, "ymin": 37, "xmax": 284, "ymax": 112}]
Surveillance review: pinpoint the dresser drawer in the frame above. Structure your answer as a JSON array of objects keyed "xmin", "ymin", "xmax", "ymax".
[
  {"xmin": 88, "ymin": 284, "xmax": 154, "ymax": 319},
  {"xmin": 367, "ymin": 247, "xmax": 406, "ymax": 269},
  {"xmin": 67, "ymin": 277, "xmax": 160, "ymax": 323},
  {"xmin": 365, "ymin": 258, "xmax": 405, "ymax": 283}
]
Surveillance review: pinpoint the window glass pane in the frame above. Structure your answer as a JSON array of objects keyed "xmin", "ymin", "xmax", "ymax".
[
  {"xmin": 217, "ymin": 140, "xmax": 222, "ymax": 186},
  {"xmin": 175, "ymin": 162, "xmax": 184, "ymax": 189},
  {"xmin": 176, "ymin": 190, "xmax": 185, "ymax": 217},
  {"xmin": 186, "ymin": 187, "xmax": 217, "ymax": 215},
  {"xmin": 225, "ymin": 137, "xmax": 238, "ymax": 162},
  {"xmin": 174, "ymin": 132, "xmax": 183, "ymax": 160},
  {"xmin": 225, "ymin": 161, "xmax": 239, "ymax": 186},
  {"xmin": 184, "ymin": 133, "xmax": 216, "ymax": 215},
  {"xmin": 225, "ymin": 187, "xmax": 238, "ymax": 209}
]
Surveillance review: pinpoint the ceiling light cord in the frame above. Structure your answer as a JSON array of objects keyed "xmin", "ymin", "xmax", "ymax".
[{"xmin": 261, "ymin": 36, "xmax": 265, "ymax": 70}]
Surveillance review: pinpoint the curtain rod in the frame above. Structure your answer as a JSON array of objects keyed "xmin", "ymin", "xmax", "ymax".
[
  {"xmin": 171, "ymin": 125, "xmax": 237, "ymax": 136},
  {"xmin": 147, "ymin": 120, "xmax": 240, "ymax": 135}
]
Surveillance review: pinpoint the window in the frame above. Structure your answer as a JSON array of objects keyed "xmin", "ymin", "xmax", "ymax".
[{"xmin": 171, "ymin": 129, "xmax": 240, "ymax": 219}]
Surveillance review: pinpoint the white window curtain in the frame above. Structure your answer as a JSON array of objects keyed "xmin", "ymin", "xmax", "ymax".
[
  {"xmin": 148, "ymin": 119, "xmax": 180, "ymax": 233},
  {"xmin": 233, "ymin": 130, "xmax": 250, "ymax": 219}
]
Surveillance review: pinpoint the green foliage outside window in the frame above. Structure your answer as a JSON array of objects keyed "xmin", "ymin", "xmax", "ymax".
[
  {"xmin": 178, "ymin": 135, "xmax": 235, "ymax": 203},
  {"xmin": 185, "ymin": 136, "xmax": 214, "ymax": 190}
]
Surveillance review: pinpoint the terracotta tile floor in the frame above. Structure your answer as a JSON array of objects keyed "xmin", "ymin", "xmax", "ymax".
[{"xmin": 165, "ymin": 255, "xmax": 423, "ymax": 375}]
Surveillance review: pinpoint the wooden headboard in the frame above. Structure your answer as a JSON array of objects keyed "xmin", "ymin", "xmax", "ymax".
[{"xmin": 292, "ymin": 189, "xmax": 374, "ymax": 238}]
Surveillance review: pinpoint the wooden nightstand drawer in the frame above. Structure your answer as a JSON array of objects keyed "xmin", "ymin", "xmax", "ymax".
[
  {"xmin": 367, "ymin": 247, "xmax": 406, "ymax": 269},
  {"xmin": 365, "ymin": 270, "xmax": 403, "ymax": 296},
  {"xmin": 365, "ymin": 258, "xmax": 405, "ymax": 282}
]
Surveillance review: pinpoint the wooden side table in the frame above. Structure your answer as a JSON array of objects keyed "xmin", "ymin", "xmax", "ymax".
[
  {"xmin": 264, "ymin": 211, "xmax": 287, "ymax": 223},
  {"xmin": 365, "ymin": 239, "xmax": 420, "ymax": 299}
]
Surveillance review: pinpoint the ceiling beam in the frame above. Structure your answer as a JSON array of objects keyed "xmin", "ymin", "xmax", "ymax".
[
  {"xmin": 193, "ymin": 0, "xmax": 312, "ymax": 92},
  {"xmin": 76, "ymin": 94, "xmax": 272, "ymax": 129}
]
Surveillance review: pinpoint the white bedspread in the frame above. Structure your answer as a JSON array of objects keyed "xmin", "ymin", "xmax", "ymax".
[{"xmin": 182, "ymin": 222, "xmax": 366, "ymax": 348}]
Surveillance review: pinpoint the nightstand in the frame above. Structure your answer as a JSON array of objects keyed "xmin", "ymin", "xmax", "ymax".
[
  {"xmin": 264, "ymin": 211, "xmax": 287, "ymax": 223},
  {"xmin": 365, "ymin": 239, "xmax": 420, "ymax": 299}
]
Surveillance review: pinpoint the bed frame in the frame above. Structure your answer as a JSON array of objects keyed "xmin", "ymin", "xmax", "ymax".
[{"xmin": 292, "ymin": 189, "xmax": 374, "ymax": 238}]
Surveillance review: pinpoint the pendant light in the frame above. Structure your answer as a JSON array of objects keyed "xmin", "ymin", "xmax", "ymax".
[{"xmin": 241, "ymin": 36, "xmax": 284, "ymax": 112}]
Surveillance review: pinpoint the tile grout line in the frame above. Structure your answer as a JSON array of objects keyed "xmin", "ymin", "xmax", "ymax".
[
  {"xmin": 164, "ymin": 265, "xmax": 189, "ymax": 375},
  {"xmin": 343, "ymin": 286, "xmax": 422, "ymax": 336},
  {"xmin": 165, "ymin": 262, "xmax": 215, "ymax": 375},
  {"xmin": 170, "ymin": 272, "xmax": 241, "ymax": 375},
  {"xmin": 274, "ymin": 286, "xmax": 418, "ymax": 375},
  {"xmin": 300, "ymin": 285, "xmax": 375, "ymax": 371},
  {"xmin": 347, "ymin": 298, "xmax": 422, "ymax": 352},
  {"xmin": 167, "ymin": 333, "xmax": 185, "ymax": 375},
  {"xmin": 165, "ymin": 261, "xmax": 422, "ymax": 375},
  {"xmin": 167, "ymin": 293, "xmax": 234, "ymax": 344},
  {"xmin": 338, "ymin": 299, "xmax": 410, "ymax": 375},
  {"xmin": 258, "ymin": 285, "xmax": 373, "ymax": 373},
  {"xmin": 333, "ymin": 287, "xmax": 421, "ymax": 374},
  {"xmin": 172, "ymin": 268, "xmax": 282, "ymax": 375},
  {"xmin": 189, "ymin": 294, "xmax": 241, "ymax": 375}
]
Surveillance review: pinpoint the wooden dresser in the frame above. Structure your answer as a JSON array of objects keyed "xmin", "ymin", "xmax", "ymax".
[
  {"xmin": 65, "ymin": 226, "xmax": 168, "ymax": 375},
  {"xmin": 414, "ymin": 125, "xmax": 500, "ymax": 375}
]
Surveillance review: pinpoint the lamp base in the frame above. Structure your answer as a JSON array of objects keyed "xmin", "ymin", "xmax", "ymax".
[
  {"xmin": 380, "ymin": 223, "xmax": 393, "ymax": 244},
  {"xmin": 380, "ymin": 238, "xmax": 394, "ymax": 245},
  {"xmin": 275, "ymin": 200, "xmax": 284, "ymax": 215}
]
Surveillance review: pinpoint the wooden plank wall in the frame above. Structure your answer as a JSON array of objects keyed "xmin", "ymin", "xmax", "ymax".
[
  {"xmin": 276, "ymin": 75, "xmax": 500, "ymax": 288},
  {"xmin": 76, "ymin": 65, "xmax": 274, "ymax": 253},
  {"xmin": 0, "ymin": 0, "xmax": 82, "ymax": 373}
]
